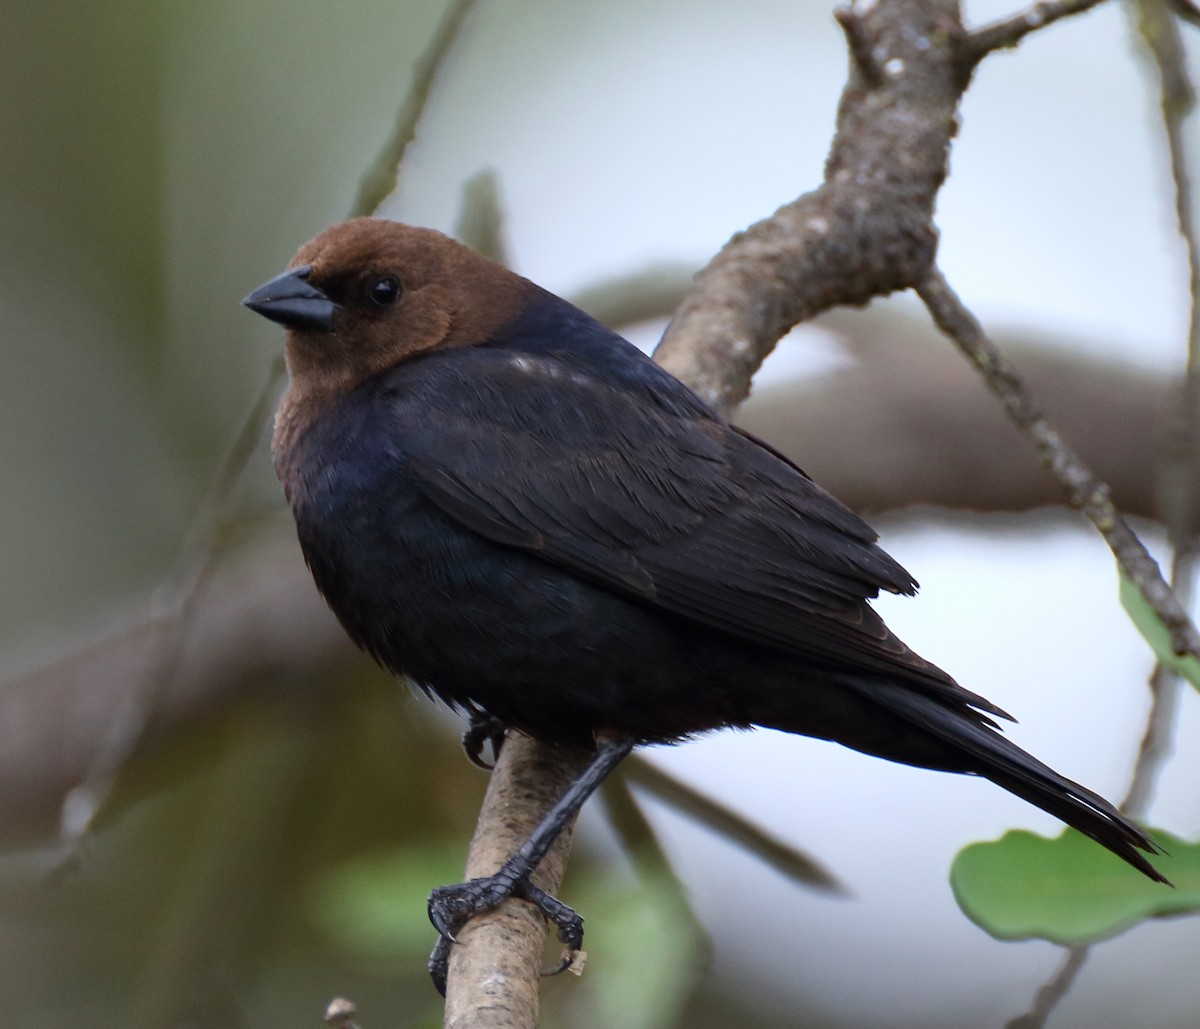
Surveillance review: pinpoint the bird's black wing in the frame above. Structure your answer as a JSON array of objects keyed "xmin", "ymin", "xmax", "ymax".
[{"xmin": 398, "ymin": 344, "xmax": 998, "ymax": 710}]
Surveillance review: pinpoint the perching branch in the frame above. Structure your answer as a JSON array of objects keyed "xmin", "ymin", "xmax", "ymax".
[
  {"xmin": 443, "ymin": 735, "xmax": 593, "ymax": 1029},
  {"xmin": 442, "ymin": 6, "xmax": 969, "ymax": 1008}
]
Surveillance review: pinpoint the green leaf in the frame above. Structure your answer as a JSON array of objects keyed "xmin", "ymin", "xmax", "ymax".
[
  {"xmin": 310, "ymin": 841, "xmax": 466, "ymax": 957},
  {"xmin": 951, "ymin": 828, "xmax": 1200, "ymax": 945},
  {"xmin": 1119, "ymin": 572, "xmax": 1200, "ymax": 689}
]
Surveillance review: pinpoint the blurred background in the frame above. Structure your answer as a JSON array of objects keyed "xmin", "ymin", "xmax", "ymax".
[{"xmin": 2, "ymin": 0, "xmax": 1199, "ymax": 1025}]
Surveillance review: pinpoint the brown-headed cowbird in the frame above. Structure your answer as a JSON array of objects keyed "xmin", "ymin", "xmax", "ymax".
[{"xmin": 244, "ymin": 218, "xmax": 1164, "ymax": 992}]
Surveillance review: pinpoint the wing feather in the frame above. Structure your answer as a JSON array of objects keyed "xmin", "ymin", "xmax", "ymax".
[{"xmin": 399, "ymin": 347, "xmax": 999, "ymax": 711}]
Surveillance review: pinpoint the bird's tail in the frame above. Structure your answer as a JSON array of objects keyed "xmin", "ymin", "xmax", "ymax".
[{"xmin": 834, "ymin": 679, "xmax": 1166, "ymax": 883}]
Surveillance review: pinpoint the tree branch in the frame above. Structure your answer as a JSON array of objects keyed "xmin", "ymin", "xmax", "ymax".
[
  {"xmin": 654, "ymin": 0, "xmax": 1200, "ymax": 664},
  {"xmin": 963, "ymin": 0, "xmax": 1109, "ymax": 67},
  {"xmin": 1005, "ymin": 945, "xmax": 1090, "ymax": 1029},
  {"xmin": 1011, "ymin": 1, "xmax": 1200, "ymax": 1020},
  {"xmin": 350, "ymin": 0, "xmax": 479, "ymax": 219},
  {"xmin": 620, "ymin": 757, "xmax": 845, "ymax": 893},
  {"xmin": 443, "ymin": 735, "xmax": 593, "ymax": 1029},
  {"xmin": 470, "ymin": 6, "xmax": 966, "ymax": 1017},
  {"xmin": 24, "ymin": 1, "xmax": 1198, "ymax": 1024},
  {"xmin": 654, "ymin": 0, "xmax": 962, "ymax": 413},
  {"xmin": 53, "ymin": 0, "xmax": 485, "ymax": 868},
  {"xmin": 916, "ymin": 268, "xmax": 1200, "ymax": 659}
]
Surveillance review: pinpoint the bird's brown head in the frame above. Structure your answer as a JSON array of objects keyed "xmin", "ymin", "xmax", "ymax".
[
  {"xmin": 245, "ymin": 219, "xmax": 535, "ymax": 456},
  {"xmin": 244, "ymin": 218, "xmax": 532, "ymax": 393}
]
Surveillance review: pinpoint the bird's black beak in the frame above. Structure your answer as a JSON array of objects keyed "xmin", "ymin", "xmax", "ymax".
[{"xmin": 243, "ymin": 264, "xmax": 339, "ymax": 331}]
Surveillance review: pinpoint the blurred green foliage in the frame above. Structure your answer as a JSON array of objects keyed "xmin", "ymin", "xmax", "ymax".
[{"xmin": 0, "ymin": 0, "xmax": 448, "ymax": 640}]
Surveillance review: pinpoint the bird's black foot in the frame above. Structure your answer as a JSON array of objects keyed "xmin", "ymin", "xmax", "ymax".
[
  {"xmin": 461, "ymin": 712, "xmax": 509, "ymax": 770},
  {"xmin": 427, "ymin": 736, "xmax": 630, "ymax": 995},
  {"xmin": 426, "ymin": 874, "xmax": 585, "ymax": 996}
]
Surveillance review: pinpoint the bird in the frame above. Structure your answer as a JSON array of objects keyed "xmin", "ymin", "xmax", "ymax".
[{"xmin": 243, "ymin": 217, "xmax": 1165, "ymax": 993}]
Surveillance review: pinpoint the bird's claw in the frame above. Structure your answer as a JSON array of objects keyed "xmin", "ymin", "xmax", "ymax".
[
  {"xmin": 426, "ymin": 874, "xmax": 586, "ymax": 995},
  {"xmin": 428, "ymin": 874, "xmax": 515, "ymax": 941},
  {"xmin": 461, "ymin": 712, "xmax": 508, "ymax": 770},
  {"xmin": 522, "ymin": 881, "xmax": 585, "ymax": 955},
  {"xmin": 428, "ymin": 935, "xmax": 454, "ymax": 997}
]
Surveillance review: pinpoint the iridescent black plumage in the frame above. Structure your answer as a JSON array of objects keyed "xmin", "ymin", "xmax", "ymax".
[{"xmin": 246, "ymin": 219, "xmax": 1165, "ymax": 991}]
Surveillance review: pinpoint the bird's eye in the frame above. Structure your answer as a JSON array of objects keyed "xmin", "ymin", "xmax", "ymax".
[{"xmin": 367, "ymin": 275, "xmax": 402, "ymax": 307}]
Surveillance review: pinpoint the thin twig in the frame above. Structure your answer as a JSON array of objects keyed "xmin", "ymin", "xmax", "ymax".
[
  {"xmin": 1135, "ymin": 0, "xmax": 1200, "ymax": 549},
  {"xmin": 1123, "ymin": 660, "xmax": 1185, "ymax": 816},
  {"xmin": 1010, "ymin": 2, "xmax": 1200, "ymax": 1022},
  {"xmin": 53, "ymin": 351, "xmax": 284, "ymax": 862},
  {"xmin": 454, "ymin": 168, "xmax": 510, "ymax": 265},
  {"xmin": 917, "ymin": 269, "xmax": 1200, "ymax": 663},
  {"xmin": 622, "ymin": 757, "xmax": 846, "ymax": 894},
  {"xmin": 56, "ymin": 0, "xmax": 480, "ymax": 875},
  {"xmin": 965, "ymin": 0, "xmax": 1109, "ymax": 67},
  {"xmin": 1005, "ymin": 946, "xmax": 1091, "ymax": 1029},
  {"xmin": 1120, "ymin": 0, "xmax": 1200, "ymax": 823},
  {"xmin": 1175, "ymin": 0, "xmax": 1200, "ymax": 27},
  {"xmin": 350, "ymin": 0, "xmax": 478, "ymax": 218}
]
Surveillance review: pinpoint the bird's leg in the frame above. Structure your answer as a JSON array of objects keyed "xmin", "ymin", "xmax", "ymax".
[
  {"xmin": 460, "ymin": 710, "xmax": 509, "ymax": 770},
  {"xmin": 428, "ymin": 735, "xmax": 634, "ymax": 995}
]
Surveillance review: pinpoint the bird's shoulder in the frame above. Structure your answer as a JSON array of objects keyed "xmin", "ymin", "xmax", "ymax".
[
  {"xmin": 361, "ymin": 293, "xmax": 917, "ymax": 602},
  {"xmin": 389, "ymin": 287, "xmax": 717, "ymax": 429}
]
